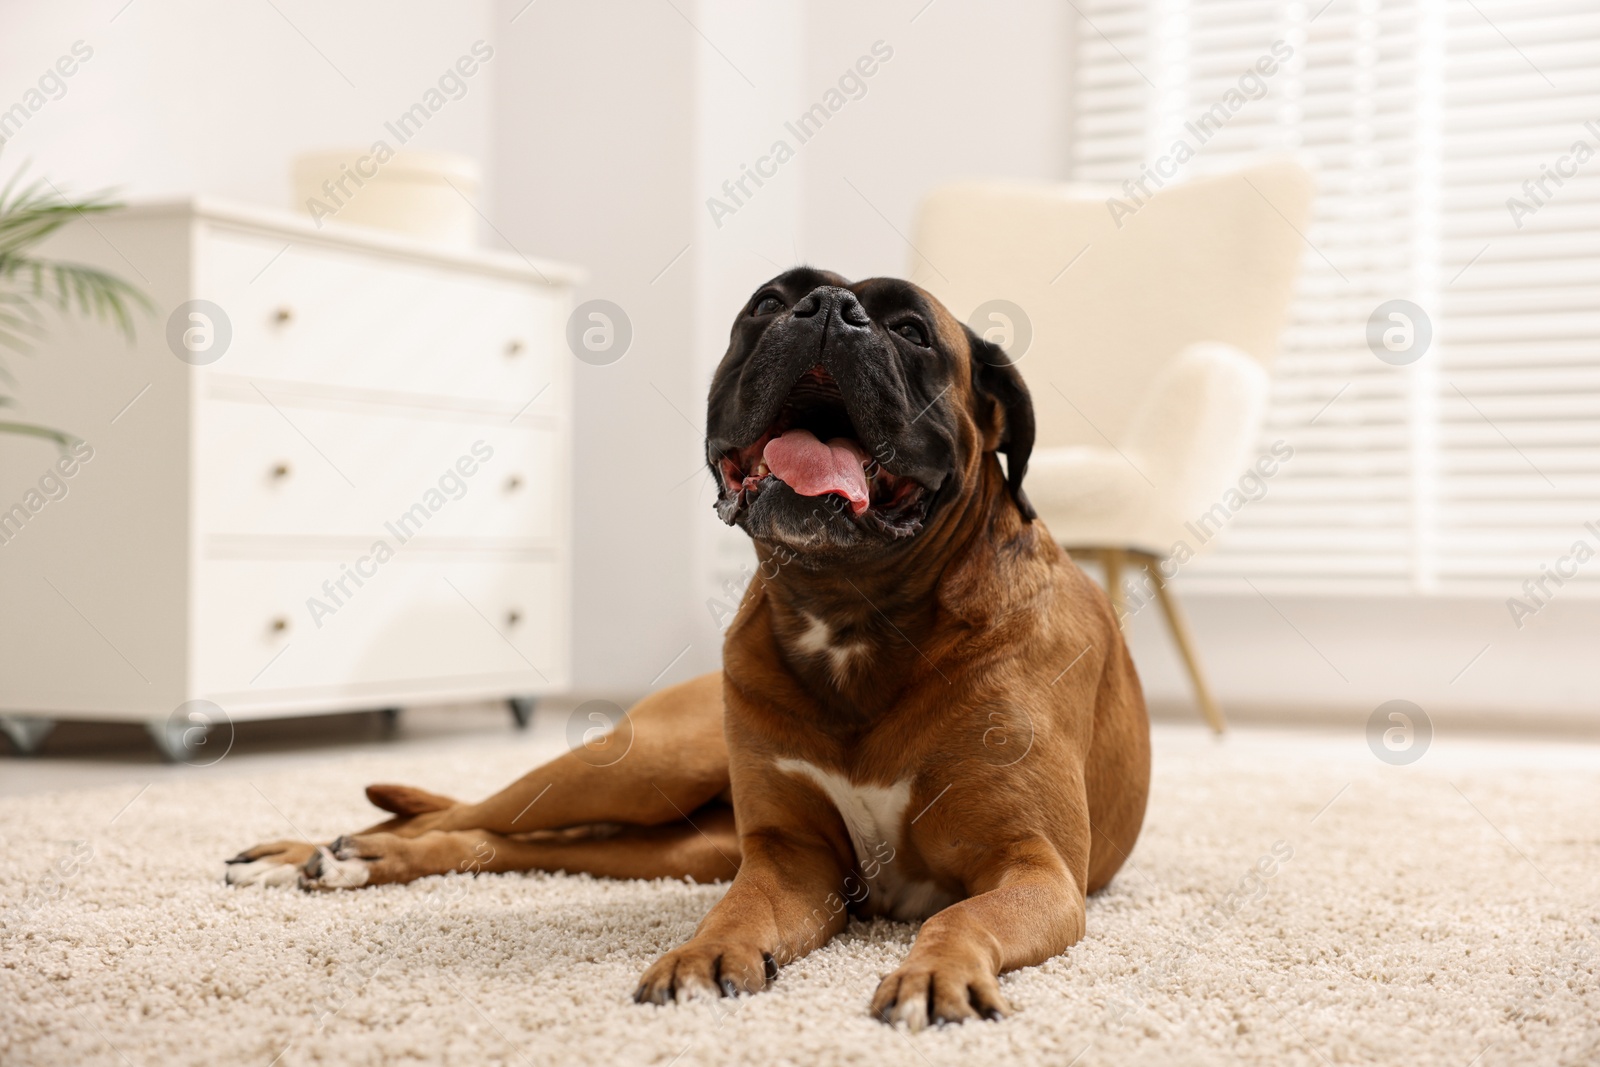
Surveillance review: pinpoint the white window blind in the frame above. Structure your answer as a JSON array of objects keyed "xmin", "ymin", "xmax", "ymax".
[{"xmin": 1071, "ymin": 0, "xmax": 1600, "ymax": 596}]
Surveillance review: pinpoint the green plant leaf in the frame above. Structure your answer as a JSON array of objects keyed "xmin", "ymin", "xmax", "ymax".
[
  {"xmin": 0, "ymin": 419, "xmax": 78, "ymax": 450},
  {"xmin": 0, "ymin": 161, "xmax": 152, "ymax": 444}
]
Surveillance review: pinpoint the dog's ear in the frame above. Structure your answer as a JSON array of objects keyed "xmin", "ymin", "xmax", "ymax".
[{"xmin": 964, "ymin": 324, "xmax": 1037, "ymax": 522}]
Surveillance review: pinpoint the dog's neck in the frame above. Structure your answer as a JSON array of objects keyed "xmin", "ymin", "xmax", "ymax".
[{"xmin": 740, "ymin": 453, "xmax": 1051, "ymax": 720}]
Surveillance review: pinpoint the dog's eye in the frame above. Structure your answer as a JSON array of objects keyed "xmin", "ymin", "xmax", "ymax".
[
  {"xmin": 893, "ymin": 322, "xmax": 929, "ymax": 347},
  {"xmin": 752, "ymin": 295, "xmax": 784, "ymax": 316}
]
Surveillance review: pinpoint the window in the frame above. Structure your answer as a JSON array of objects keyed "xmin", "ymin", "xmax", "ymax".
[{"xmin": 1071, "ymin": 0, "xmax": 1600, "ymax": 594}]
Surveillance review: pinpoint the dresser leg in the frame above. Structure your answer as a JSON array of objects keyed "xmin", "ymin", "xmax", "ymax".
[
  {"xmin": 0, "ymin": 716, "xmax": 56, "ymax": 756},
  {"xmin": 146, "ymin": 719, "xmax": 208, "ymax": 763},
  {"xmin": 508, "ymin": 696, "xmax": 537, "ymax": 730}
]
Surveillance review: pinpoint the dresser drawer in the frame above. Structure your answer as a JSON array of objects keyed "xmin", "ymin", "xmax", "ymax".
[
  {"xmin": 199, "ymin": 229, "xmax": 562, "ymax": 411},
  {"xmin": 195, "ymin": 556, "xmax": 566, "ymax": 697},
  {"xmin": 0, "ymin": 199, "xmax": 576, "ymax": 722},
  {"xmin": 195, "ymin": 397, "xmax": 563, "ymax": 543}
]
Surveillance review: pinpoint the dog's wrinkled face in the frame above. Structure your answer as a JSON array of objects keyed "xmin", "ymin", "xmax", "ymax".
[{"xmin": 706, "ymin": 268, "xmax": 1035, "ymax": 562}]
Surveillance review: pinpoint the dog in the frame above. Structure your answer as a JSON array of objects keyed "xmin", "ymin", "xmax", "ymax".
[{"xmin": 226, "ymin": 268, "xmax": 1151, "ymax": 1028}]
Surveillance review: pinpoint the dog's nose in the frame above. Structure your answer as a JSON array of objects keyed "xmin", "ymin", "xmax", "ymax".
[{"xmin": 792, "ymin": 286, "xmax": 872, "ymax": 329}]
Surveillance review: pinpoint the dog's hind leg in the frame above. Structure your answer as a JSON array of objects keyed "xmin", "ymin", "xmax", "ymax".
[
  {"xmin": 370, "ymin": 671, "xmax": 731, "ymax": 838},
  {"xmin": 225, "ymin": 672, "xmax": 729, "ymax": 886},
  {"xmin": 224, "ymin": 785, "xmax": 462, "ymax": 886},
  {"xmin": 224, "ymin": 840, "xmax": 320, "ymax": 886},
  {"xmin": 299, "ymin": 803, "xmax": 740, "ymax": 890}
]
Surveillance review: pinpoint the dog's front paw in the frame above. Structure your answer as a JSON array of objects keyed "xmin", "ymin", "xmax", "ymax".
[
  {"xmin": 634, "ymin": 940, "xmax": 777, "ymax": 1005},
  {"xmin": 870, "ymin": 956, "xmax": 1010, "ymax": 1030}
]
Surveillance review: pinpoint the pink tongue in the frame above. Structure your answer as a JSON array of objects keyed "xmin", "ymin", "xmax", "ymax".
[{"xmin": 762, "ymin": 429, "xmax": 871, "ymax": 514}]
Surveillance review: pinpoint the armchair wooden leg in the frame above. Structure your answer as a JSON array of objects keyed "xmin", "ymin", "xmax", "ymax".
[
  {"xmin": 1143, "ymin": 556, "xmax": 1226, "ymax": 734},
  {"xmin": 1101, "ymin": 548, "xmax": 1127, "ymax": 631}
]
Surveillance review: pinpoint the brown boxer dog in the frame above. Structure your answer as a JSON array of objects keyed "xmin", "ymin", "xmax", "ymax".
[{"xmin": 225, "ymin": 268, "xmax": 1150, "ymax": 1029}]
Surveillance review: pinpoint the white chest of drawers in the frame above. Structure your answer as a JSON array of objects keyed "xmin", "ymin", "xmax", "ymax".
[{"xmin": 0, "ymin": 200, "xmax": 578, "ymax": 757}]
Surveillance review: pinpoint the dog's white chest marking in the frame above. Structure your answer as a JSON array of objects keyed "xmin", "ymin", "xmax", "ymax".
[
  {"xmin": 789, "ymin": 613, "xmax": 866, "ymax": 681},
  {"xmin": 793, "ymin": 613, "xmax": 834, "ymax": 655},
  {"xmin": 774, "ymin": 758, "xmax": 956, "ymax": 921}
]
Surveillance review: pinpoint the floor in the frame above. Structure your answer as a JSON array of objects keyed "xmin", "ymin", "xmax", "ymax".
[
  {"xmin": 3, "ymin": 711, "xmax": 1598, "ymax": 1066},
  {"xmin": 8, "ymin": 700, "xmax": 1600, "ymax": 795}
]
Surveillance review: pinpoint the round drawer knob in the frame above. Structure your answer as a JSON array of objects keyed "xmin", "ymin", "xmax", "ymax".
[
  {"xmin": 505, "ymin": 609, "xmax": 523, "ymax": 628},
  {"xmin": 268, "ymin": 616, "xmax": 290, "ymax": 635},
  {"xmin": 274, "ymin": 306, "xmax": 294, "ymax": 325},
  {"xmin": 504, "ymin": 474, "xmax": 523, "ymax": 492},
  {"xmin": 270, "ymin": 462, "xmax": 292, "ymax": 480},
  {"xmin": 505, "ymin": 339, "xmax": 525, "ymax": 357}
]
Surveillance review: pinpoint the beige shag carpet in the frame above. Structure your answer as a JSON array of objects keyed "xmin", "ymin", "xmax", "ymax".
[{"xmin": 2, "ymin": 724, "xmax": 1598, "ymax": 1067}]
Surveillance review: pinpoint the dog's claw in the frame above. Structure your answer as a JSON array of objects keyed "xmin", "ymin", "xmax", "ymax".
[
  {"xmin": 302, "ymin": 847, "xmax": 326, "ymax": 880},
  {"xmin": 633, "ymin": 981, "xmax": 672, "ymax": 1007},
  {"xmin": 870, "ymin": 962, "xmax": 1009, "ymax": 1028}
]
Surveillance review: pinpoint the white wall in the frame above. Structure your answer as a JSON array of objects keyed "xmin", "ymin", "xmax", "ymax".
[
  {"xmin": 487, "ymin": 0, "xmax": 706, "ymax": 696},
  {"xmin": 0, "ymin": 1, "xmax": 494, "ymax": 206},
  {"xmin": 798, "ymin": 0, "xmax": 1073, "ymax": 277},
  {"xmin": 1125, "ymin": 586, "xmax": 1600, "ymax": 731}
]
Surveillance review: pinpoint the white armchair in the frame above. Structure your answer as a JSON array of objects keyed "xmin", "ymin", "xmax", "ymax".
[{"xmin": 910, "ymin": 161, "xmax": 1314, "ymax": 731}]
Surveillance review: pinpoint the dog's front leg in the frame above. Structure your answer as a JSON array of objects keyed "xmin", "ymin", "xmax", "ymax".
[
  {"xmin": 870, "ymin": 839, "xmax": 1085, "ymax": 1029},
  {"xmin": 634, "ymin": 828, "xmax": 847, "ymax": 1005}
]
